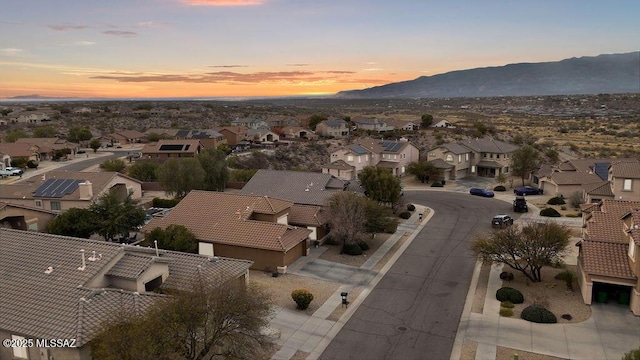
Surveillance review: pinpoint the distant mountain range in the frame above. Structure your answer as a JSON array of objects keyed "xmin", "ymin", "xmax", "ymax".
[{"xmin": 337, "ymin": 52, "xmax": 640, "ymax": 99}]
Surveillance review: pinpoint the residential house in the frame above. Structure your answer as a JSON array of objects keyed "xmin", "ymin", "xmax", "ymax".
[
  {"xmin": 280, "ymin": 126, "xmax": 318, "ymax": 140},
  {"xmin": 72, "ymin": 107, "xmax": 92, "ymax": 114},
  {"xmin": 175, "ymin": 129, "xmax": 227, "ymax": 149},
  {"xmin": 231, "ymin": 118, "xmax": 269, "ymax": 129},
  {"xmin": 100, "ymin": 130, "xmax": 146, "ymax": 146},
  {"xmin": 141, "ymin": 139, "xmax": 203, "ymax": 160},
  {"xmin": 15, "ymin": 138, "xmax": 79, "ymax": 160},
  {"xmin": 239, "ymin": 170, "xmax": 349, "ymax": 240},
  {"xmin": 323, "ymin": 138, "xmax": 419, "ymax": 180},
  {"xmin": 212, "ymin": 126, "xmax": 249, "ymax": 146},
  {"xmin": 534, "ymin": 158, "xmax": 640, "ymax": 201},
  {"xmin": 315, "ymin": 119, "xmax": 349, "ymax": 138},
  {"xmin": 247, "ymin": 128, "xmax": 280, "ymax": 143},
  {"xmin": 145, "ymin": 128, "xmax": 180, "ymax": 138},
  {"xmin": 0, "ymin": 202, "xmax": 58, "ymax": 231},
  {"xmin": 143, "ymin": 191, "xmax": 311, "ymax": 271},
  {"xmin": 578, "ymin": 200, "xmax": 640, "ymax": 315},
  {"xmin": 432, "ymin": 120, "xmax": 455, "ymax": 128},
  {"xmin": 385, "ymin": 119, "xmax": 420, "ymax": 131},
  {"xmin": 0, "ymin": 142, "xmax": 38, "ymax": 166},
  {"xmin": 353, "ymin": 118, "xmax": 394, "ymax": 132},
  {"xmin": 6, "ymin": 109, "xmax": 59, "ymax": 124},
  {"xmin": 0, "ymin": 228, "xmax": 252, "ymax": 360},
  {"xmin": 426, "ymin": 138, "xmax": 518, "ymax": 180},
  {"xmin": 0, "ymin": 170, "xmax": 143, "ymax": 212}
]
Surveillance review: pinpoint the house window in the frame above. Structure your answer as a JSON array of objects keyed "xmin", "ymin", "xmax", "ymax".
[
  {"xmin": 347, "ymin": 155, "xmax": 353, "ymax": 162},
  {"xmin": 365, "ymin": 155, "xmax": 368, "ymax": 161},
  {"xmin": 465, "ymin": 153, "xmax": 469, "ymax": 161},
  {"xmin": 471, "ymin": 166, "xmax": 476, "ymax": 173},
  {"xmin": 429, "ymin": 152, "xmax": 435, "ymax": 157},
  {"xmin": 458, "ymin": 155, "xmax": 462, "ymax": 163},
  {"xmin": 504, "ymin": 167, "xmax": 509, "ymax": 173},
  {"xmin": 496, "ymin": 154, "xmax": 500, "ymax": 159},
  {"xmin": 623, "ymin": 179, "xmax": 632, "ymax": 191},
  {"xmin": 445, "ymin": 154, "xmax": 453, "ymax": 162},
  {"xmin": 393, "ymin": 154, "xmax": 397, "ymax": 160},
  {"xmin": 50, "ymin": 201, "xmax": 61, "ymax": 211},
  {"xmin": 11, "ymin": 335, "xmax": 29, "ymax": 359},
  {"xmin": 490, "ymin": 154, "xmax": 494, "ymax": 159},
  {"xmin": 630, "ymin": 237, "xmax": 636, "ymax": 259},
  {"xmin": 358, "ymin": 156, "xmax": 361, "ymax": 164},
  {"xmin": 35, "ymin": 200, "xmax": 42, "ymax": 207},
  {"xmin": 483, "ymin": 153, "xmax": 487, "ymax": 158}
]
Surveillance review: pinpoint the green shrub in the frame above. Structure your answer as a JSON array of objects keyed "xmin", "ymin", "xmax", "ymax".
[
  {"xmin": 495, "ymin": 287, "xmax": 524, "ymax": 304},
  {"xmin": 501, "ymin": 301, "xmax": 515, "ymax": 309},
  {"xmin": 407, "ymin": 204, "xmax": 416, "ymax": 211},
  {"xmin": 383, "ymin": 219, "xmax": 399, "ymax": 233},
  {"xmin": 291, "ymin": 289, "xmax": 314, "ymax": 310},
  {"xmin": 554, "ymin": 270, "xmax": 577, "ymax": 290},
  {"xmin": 342, "ymin": 243, "xmax": 363, "ymax": 256},
  {"xmin": 540, "ymin": 208, "xmax": 561, "ymax": 217},
  {"xmin": 560, "ymin": 205, "xmax": 567, "ymax": 210},
  {"xmin": 499, "ymin": 308, "xmax": 514, "ymax": 317},
  {"xmin": 399, "ymin": 211, "xmax": 411, "ymax": 219},
  {"xmin": 493, "ymin": 185, "xmax": 506, "ymax": 192},
  {"xmin": 547, "ymin": 196, "xmax": 566, "ymax": 205},
  {"xmin": 521, "ymin": 305, "xmax": 557, "ymax": 323},
  {"xmin": 26, "ymin": 160, "xmax": 39, "ymax": 169},
  {"xmin": 358, "ymin": 241, "xmax": 370, "ymax": 251},
  {"xmin": 431, "ymin": 181, "xmax": 443, "ymax": 187},
  {"xmin": 152, "ymin": 198, "xmax": 181, "ymax": 208},
  {"xmin": 622, "ymin": 346, "xmax": 640, "ymax": 360}
]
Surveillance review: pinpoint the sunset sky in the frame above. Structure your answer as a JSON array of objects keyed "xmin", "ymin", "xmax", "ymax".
[{"xmin": 1, "ymin": 0, "xmax": 638, "ymax": 99}]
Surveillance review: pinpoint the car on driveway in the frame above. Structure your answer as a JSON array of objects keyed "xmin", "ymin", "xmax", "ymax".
[
  {"xmin": 514, "ymin": 186, "xmax": 543, "ymax": 196},
  {"xmin": 513, "ymin": 196, "xmax": 529, "ymax": 212},
  {"xmin": 4, "ymin": 167, "xmax": 23, "ymax": 176},
  {"xmin": 492, "ymin": 214, "xmax": 514, "ymax": 228},
  {"xmin": 0, "ymin": 168, "xmax": 11, "ymax": 178},
  {"xmin": 470, "ymin": 188, "xmax": 494, "ymax": 197}
]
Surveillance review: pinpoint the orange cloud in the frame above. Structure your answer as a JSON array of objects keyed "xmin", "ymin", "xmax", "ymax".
[{"xmin": 181, "ymin": 0, "xmax": 264, "ymax": 6}]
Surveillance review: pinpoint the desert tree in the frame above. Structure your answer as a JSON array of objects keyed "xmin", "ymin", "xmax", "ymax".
[
  {"xmin": 471, "ymin": 222, "xmax": 571, "ymax": 282},
  {"xmin": 307, "ymin": 114, "xmax": 328, "ymax": 131},
  {"xmin": 358, "ymin": 166, "xmax": 402, "ymax": 211},
  {"xmin": 143, "ymin": 224, "xmax": 198, "ymax": 253},
  {"xmin": 127, "ymin": 161, "xmax": 160, "ymax": 182},
  {"xmin": 421, "ymin": 114, "xmax": 434, "ymax": 128},
  {"xmin": 90, "ymin": 189, "xmax": 146, "ymax": 242},
  {"xmin": 91, "ymin": 279, "xmax": 274, "ymax": 360},
  {"xmin": 326, "ymin": 191, "xmax": 368, "ymax": 248},
  {"xmin": 47, "ymin": 208, "xmax": 99, "ymax": 238},
  {"xmin": 407, "ymin": 160, "xmax": 442, "ymax": 183},
  {"xmin": 100, "ymin": 158, "xmax": 126, "ymax": 173},
  {"xmin": 67, "ymin": 126, "xmax": 93, "ymax": 143},
  {"xmin": 156, "ymin": 158, "xmax": 205, "ymax": 198},
  {"xmin": 510, "ymin": 145, "xmax": 539, "ymax": 186},
  {"xmin": 197, "ymin": 148, "xmax": 229, "ymax": 192},
  {"xmin": 33, "ymin": 126, "xmax": 58, "ymax": 138},
  {"xmin": 90, "ymin": 139, "xmax": 102, "ymax": 153}
]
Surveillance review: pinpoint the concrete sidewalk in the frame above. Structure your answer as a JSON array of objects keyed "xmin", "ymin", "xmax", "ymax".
[
  {"xmin": 270, "ymin": 206, "xmax": 433, "ymax": 360},
  {"xmin": 453, "ymin": 263, "xmax": 640, "ymax": 360}
]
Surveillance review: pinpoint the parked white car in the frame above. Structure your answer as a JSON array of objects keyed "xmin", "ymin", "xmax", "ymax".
[{"xmin": 0, "ymin": 168, "xmax": 12, "ymax": 178}]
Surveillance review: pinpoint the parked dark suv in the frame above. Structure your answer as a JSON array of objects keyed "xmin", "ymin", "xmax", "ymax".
[
  {"xmin": 492, "ymin": 214, "xmax": 514, "ymax": 228},
  {"xmin": 513, "ymin": 196, "xmax": 528, "ymax": 212}
]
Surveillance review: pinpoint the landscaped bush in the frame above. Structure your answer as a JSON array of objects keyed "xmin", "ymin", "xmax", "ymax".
[
  {"xmin": 407, "ymin": 204, "xmax": 416, "ymax": 211},
  {"xmin": 342, "ymin": 243, "xmax": 363, "ymax": 256},
  {"xmin": 622, "ymin": 346, "xmax": 640, "ymax": 360},
  {"xmin": 554, "ymin": 270, "xmax": 577, "ymax": 290},
  {"xmin": 521, "ymin": 305, "xmax": 557, "ymax": 323},
  {"xmin": 493, "ymin": 185, "xmax": 506, "ymax": 192},
  {"xmin": 399, "ymin": 211, "xmax": 411, "ymax": 219},
  {"xmin": 499, "ymin": 271, "xmax": 514, "ymax": 281},
  {"xmin": 291, "ymin": 289, "xmax": 314, "ymax": 310},
  {"xmin": 26, "ymin": 160, "xmax": 39, "ymax": 169},
  {"xmin": 560, "ymin": 205, "xmax": 567, "ymax": 210},
  {"xmin": 547, "ymin": 196, "xmax": 566, "ymax": 205},
  {"xmin": 501, "ymin": 301, "xmax": 515, "ymax": 309},
  {"xmin": 152, "ymin": 198, "xmax": 181, "ymax": 208},
  {"xmin": 499, "ymin": 308, "xmax": 514, "ymax": 317},
  {"xmin": 431, "ymin": 181, "xmax": 443, "ymax": 187},
  {"xmin": 358, "ymin": 241, "xmax": 370, "ymax": 251},
  {"xmin": 540, "ymin": 208, "xmax": 561, "ymax": 217},
  {"xmin": 495, "ymin": 287, "xmax": 524, "ymax": 304}
]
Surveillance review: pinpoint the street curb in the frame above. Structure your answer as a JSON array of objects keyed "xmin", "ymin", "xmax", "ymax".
[
  {"xmin": 307, "ymin": 206, "xmax": 435, "ymax": 360},
  {"xmin": 450, "ymin": 259, "xmax": 483, "ymax": 360}
]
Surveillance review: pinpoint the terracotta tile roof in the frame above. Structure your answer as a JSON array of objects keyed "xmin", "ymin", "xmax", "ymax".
[
  {"xmin": 141, "ymin": 139, "xmax": 203, "ymax": 154},
  {"xmin": 16, "ymin": 137, "xmax": 78, "ymax": 150},
  {"xmin": 533, "ymin": 164, "xmax": 555, "ymax": 178},
  {"xmin": 105, "ymin": 253, "xmax": 154, "ymax": 279},
  {"xmin": 289, "ymin": 204, "xmax": 327, "ymax": 226},
  {"xmin": 428, "ymin": 158, "xmax": 454, "ymax": 169},
  {"xmin": 439, "ymin": 142, "xmax": 470, "ymax": 154},
  {"xmin": 585, "ymin": 212, "xmax": 627, "ymax": 243},
  {"xmin": 610, "ymin": 160, "xmax": 640, "ymax": 178},
  {"xmin": 549, "ymin": 171, "xmax": 602, "ymax": 185},
  {"xmin": 584, "ymin": 181, "xmax": 614, "ymax": 196},
  {"xmin": 0, "ymin": 228, "xmax": 252, "ymax": 347},
  {"xmin": 240, "ymin": 169, "xmax": 347, "ymax": 206},
  {"xmin": 353, "ymin": 137, "xmax": 385, "ymax": 153},
  {"xmin": 581, "ymin": 241, "xmax": 635, "ymax": 279},
  {"xmin": 458, "ymin": 138, "xmax": 518, "ymax": 154},
  {"xmin": 325, "ymin": 160, "xmax": 355, "ymax": 170},
  {"xmin": 145, "ymin": 128, "xmax": 180, "ymax": 136},
  {"xmin": 0, "ymin": 170, "xmax": 140, "ymax": 201},
  {"xmin": 0, "ymin": 142, "xmax": 34, "ymax": 157},
  {"xmin": 142, "ymin": 190, "xmax": 309, "ymax": 252},
  {"xmin": 117, "ymin": 130, "xmax": 145, "ymax": 139}
]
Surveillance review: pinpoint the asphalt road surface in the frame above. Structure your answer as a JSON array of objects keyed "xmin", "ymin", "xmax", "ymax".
[
  {"xmin": 54, "ymin": 150, "xmax": 130, "ymax": 172},
  {"xmin": 320, "ymin": 190, "xmax": 515, "ymax": 360}
]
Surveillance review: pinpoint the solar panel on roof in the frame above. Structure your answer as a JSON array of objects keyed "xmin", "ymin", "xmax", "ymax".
[
  {"xmin": 350, "ymin": 145, "xmax": 368, "ymax": 155},
  {"xmin": 175, "ymin": 130, "xmax": 189, "ymax": 137},
  {"xmin": 159, "ymin": 144, "xmax": 185, "ymax": 151},
  {"xmin": 33, "ymin": 178, "xmax": 83, "ymax": 198}
]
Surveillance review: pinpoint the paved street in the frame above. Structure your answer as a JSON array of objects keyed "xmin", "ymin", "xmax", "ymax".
[{"xmin": 320, "ymin": 191, "xmax": 515, "ymax": 360}]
